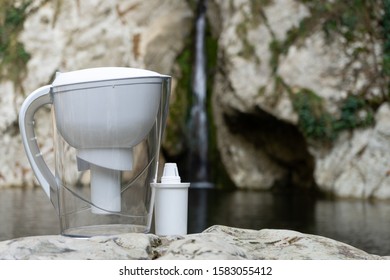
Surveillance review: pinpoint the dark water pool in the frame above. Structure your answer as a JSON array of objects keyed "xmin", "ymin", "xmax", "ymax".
[{"xmin": 0, "ymin": 188, "xmax": 389, "ymax": 256}]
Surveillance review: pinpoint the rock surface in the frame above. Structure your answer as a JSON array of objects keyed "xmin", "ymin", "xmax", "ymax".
[
  {"xmin": 0, "ymin": 225, "xmax": 386, "ymax": 260},
  {"xmin": 314, "ymin": 103, "xmax": 390, "ymax": 199},
  {"xmin": 211, "ymin": 0, "xmax": 312, "ymax": 190},
  {"xmin": 209, "ymin": 0, "xmax": 390, "ymax": 198}
]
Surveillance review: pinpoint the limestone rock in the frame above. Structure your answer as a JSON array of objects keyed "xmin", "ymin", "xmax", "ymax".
[
  {"xmin": 0, "ymin": 233, "xmax": 160, "ymax": 260},
  {"xmin": 314, "ymin": 103, "xmax": 390, "ymax": 199},
  {"xmin": 210, "ymin": 0, "xmax": 389, "ymax": 197},
  {"xmin": 211, "ymin": 0, "xmax": 315, "ymax": 189},
  {"xmin": 0, "ymin": 226, "xmax": 385, "ymax": 260},
  {"xmin": 158, "ymin": 225, "xmax": 384, "ymax": 260}
]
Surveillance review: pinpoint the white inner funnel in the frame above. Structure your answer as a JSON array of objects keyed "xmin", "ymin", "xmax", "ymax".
[{"xmin": 77, "ymin": 148, "xmax": 134, "ymax": 214}]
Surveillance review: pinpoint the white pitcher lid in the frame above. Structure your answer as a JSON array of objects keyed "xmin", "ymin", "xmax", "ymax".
[{"xmin": 52, "ymin": 67, "xmax": 168, "ymax": 87}]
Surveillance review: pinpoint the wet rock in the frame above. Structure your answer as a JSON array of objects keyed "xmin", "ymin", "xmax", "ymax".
[{"xmin": 0, "ymin": 226, "xmax": 385, "ymax": 260}]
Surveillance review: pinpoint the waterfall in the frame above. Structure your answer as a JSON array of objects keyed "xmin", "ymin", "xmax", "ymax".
[{"xmin": 188, "ymin": 0, "xmax": 212, "ymax": 188}]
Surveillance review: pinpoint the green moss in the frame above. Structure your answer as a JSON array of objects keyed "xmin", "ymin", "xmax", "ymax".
[
  {"xmin": 333, "ymin": 95, "xmax": 374, "ymax": 132},
  {"xmin": 267, "ymin": 0, "xmax": 382, "ymax": 141},
  {"xmin": 205, "ymin": 17, "xmax": 230, "ymax": 187},
  {"xmin": 165, "ymin": 4, "xmax": 233, "ymax": 187},
  {"xmin": 235, "ymin": 21, "xmax": 258, "ymax": 61},
  {"xmin": 164, "ymin": 3, "xmax": 216, "ymax": 158},
  {"xmin": 383, "ymin": 0, "xmax": 390, "ymax": 77},
  {"xmin": 234, "ymin": 0, "xmax": 274, "ymax": 62},
  {"xmin": 0, "ymin": 0, "xmax": 32, "ymax": 85},
  {"xmin": 249, "ymin": 0, "xmax": 272, "ymax": 27},
  {"xmin": 269, "ymin": 39, "xmax": 281, "ymax": 73},
  {"xmin": 301, "ymin": 0, "xmax": 377, "ymax": 43},
  {"xmin": 292, "ymin": 89, "xmax": 335, "ymax": 141},
  {"xmin": 163, "ymin": 46, "xmax": 192, "ymax": 157},
  {"xmin": 292, "ymin": 88, "xmax": 374, "ymax": 142},
  {"xmin": 270, "ymin": 0, "xmax": 382, "ymax": 73},
  {"xmin": 269, "ymin": 15, "xmax": 320, "ymax": 73}
]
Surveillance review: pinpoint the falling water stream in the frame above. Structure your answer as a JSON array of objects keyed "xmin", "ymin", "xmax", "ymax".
[{"xmin": 188, "ymin": 0, "xmax": 212, "ymax": 187}]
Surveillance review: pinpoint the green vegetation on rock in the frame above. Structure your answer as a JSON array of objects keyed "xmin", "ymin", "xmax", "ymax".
[
  {"xmin": 163, "ymin": 45, "xmax": 191, "ymax": 158},
  {"xmin": 267, "ymin": 0, "xmax": 385, "ymax": 141},
  {"xmin": 205, "ymin": 16, "xmax": 233, "ymax": 189},
  {"xmin": 383, "ymin": 0, "xmax": 390, "ymax": 78},
  {"xmin": 0, "ymin": 0, "xmax": 32, "ymax": 85},
  {"xmin": 234, "ymin": 0, "xmax": 273, "ymax": 62},
  {"xmin": 292, "ymin": 88, "xmax": 334, "ymax": 141},
  {"xmin": 292, "ymin": 88, "xmax": 374, "ymax": 141},
  {"xmin": 334, "ymin": 95, "xmax": 374, "ymax": 132}
]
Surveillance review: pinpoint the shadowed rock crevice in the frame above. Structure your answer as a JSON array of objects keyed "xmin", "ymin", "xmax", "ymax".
[{"xmin": 223, "ymin": 106, "xmax": 316, "ymax": 190}]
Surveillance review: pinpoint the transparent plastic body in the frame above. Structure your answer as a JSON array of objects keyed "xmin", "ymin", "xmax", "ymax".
[{"xmin": 50, "ymin": 77, "xmax": 170, "ymax": 237}]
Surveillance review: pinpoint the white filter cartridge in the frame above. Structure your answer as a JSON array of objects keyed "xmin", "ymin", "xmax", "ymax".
[
  {"xmin": 152, "ymin": 163, "xmax": 190, "ymax": 235},
  {"xmin": 90, "ymin": 164, "xmax": 121, "ymax": 214}
]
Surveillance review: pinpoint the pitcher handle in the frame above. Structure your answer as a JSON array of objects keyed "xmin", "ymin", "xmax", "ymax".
[{"xmin": 19, "ymin": 85, "xmax": 56, "ymax": 198}]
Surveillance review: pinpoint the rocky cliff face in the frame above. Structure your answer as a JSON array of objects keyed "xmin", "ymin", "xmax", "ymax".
[
  {"xmin": 1, "ymin": 0, "xmax": 389, "ymax": 199},
  {"xmin": 208, "ymin": 0, "xmax": 390, "ymax": 198}
]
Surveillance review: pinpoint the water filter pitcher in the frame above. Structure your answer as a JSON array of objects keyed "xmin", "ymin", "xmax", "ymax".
[{"xmin": 19, "ymin": 67, "xmax": 171, "ymax": 237}]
